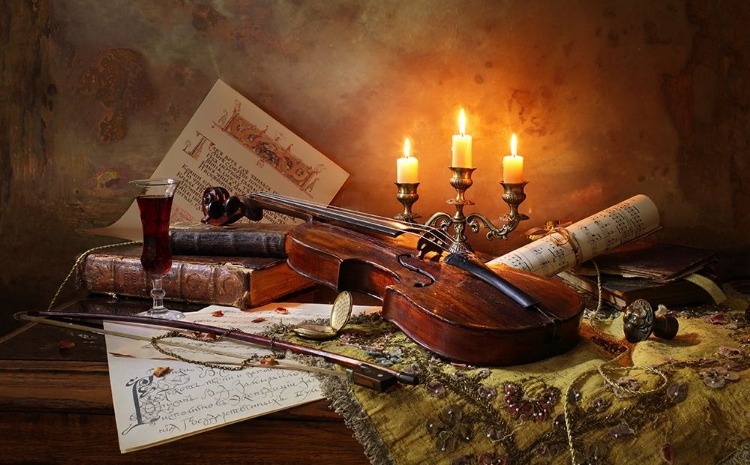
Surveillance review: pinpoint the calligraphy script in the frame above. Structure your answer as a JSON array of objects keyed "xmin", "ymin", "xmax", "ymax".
[
  {"xmin": 120, "ymin": 365, "xmax": 318, "ymax": 438},
  {"xmin": 104, "ymin": 303, "xmax": 378, "ymax": 453},
  {"xmin": 93, "ymin": 79, "xmax": 349, "ymax": 241}
]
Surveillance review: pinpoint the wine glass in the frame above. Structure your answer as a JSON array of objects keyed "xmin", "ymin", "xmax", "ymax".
[{"xmin": 130, "ymin": 178, "xmax": 184, "ymax": 320}]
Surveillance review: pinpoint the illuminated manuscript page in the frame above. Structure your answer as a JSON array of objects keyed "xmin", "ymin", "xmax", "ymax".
[
  {"xmin": 105, "ymin": 302, "xmax": 379, "ymax": 453},
  {"xmin": 488, "ymin": 194, "xmax": 660, "ymax": 277},
  {"xmin": 98, "ymin": 79, "xmax": 348, "ymax": 240}
]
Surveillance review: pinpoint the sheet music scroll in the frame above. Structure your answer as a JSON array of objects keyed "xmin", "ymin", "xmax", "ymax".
[{"xmin": 488, "ymin": 194, "xmax": 660, "ymax": 277}]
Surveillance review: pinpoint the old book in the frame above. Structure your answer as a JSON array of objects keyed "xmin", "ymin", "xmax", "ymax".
[
  {"xmin": 169, "ymin": 223, "xmax": 291, "ymax": 258},
  {"xmin": 557, "ymin": 270, "xmax": 713, "ymax": 309},
  {"xmin": 76, "ymin": 245, "xmax": 313, "ymax": 308},
  {"xmin": 571, "ymin": 240, "xmax": 717, "ymax": 283}
]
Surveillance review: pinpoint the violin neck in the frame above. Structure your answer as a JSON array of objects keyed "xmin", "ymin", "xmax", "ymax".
[{"xmin": 246, "ymin": 192, "xmax": 415, "ymax": 238}]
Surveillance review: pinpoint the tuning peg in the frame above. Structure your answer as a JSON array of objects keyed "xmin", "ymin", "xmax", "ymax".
[{"xmin": 623, "ymin": 299, "xmax": 679, "ymax": 343}]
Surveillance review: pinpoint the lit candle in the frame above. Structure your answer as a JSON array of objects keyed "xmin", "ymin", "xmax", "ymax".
[
  {"xmin": 451, "ymin": 109, "xmax": 473, "ymax": 168},
  {"xmin": 397, "ymin": 137, "xmax": 419, "ymax": 183},
  {"xmin": 503, "ymin": 133, "xmax": 524, "ymax": 183}
]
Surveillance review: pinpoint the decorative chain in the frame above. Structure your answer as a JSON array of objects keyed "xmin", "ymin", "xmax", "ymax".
[
  {"xmin": 150, "ymin": 330, "xmax": 285, "ymax": 371},
  {"xmin": 563, "ymin": 260, "xmax": 669, "ymax": 464},
  {"xmin": 48, "ymin": 241, "xmax": 142, "ymax": 311}
]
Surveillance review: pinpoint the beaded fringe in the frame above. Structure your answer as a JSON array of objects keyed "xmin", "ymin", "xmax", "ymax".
[
  {"xmin": 319, "ymin": 374, "xmax": 395, "ymax": 465},
  {"xmin": 292, "ymin": 354, "xmax": 395, "ymax": 465}
]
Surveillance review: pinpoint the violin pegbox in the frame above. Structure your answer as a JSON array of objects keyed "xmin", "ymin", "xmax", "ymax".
[{"xmin": 201, "ymin": 187, "xmax": 247, "ymax": 226}]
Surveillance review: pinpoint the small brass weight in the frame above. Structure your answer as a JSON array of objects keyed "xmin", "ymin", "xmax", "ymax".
[{"xmin": 623, "ymin": 299, "xmax": 679, "ymax": 343}]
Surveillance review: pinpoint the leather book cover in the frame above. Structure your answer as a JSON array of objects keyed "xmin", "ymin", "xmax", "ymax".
[
  {"xmin": 571, "ymin": 240, "xmax": 717, "ymax": 283},
  {"xmin": 75, "ymin": 245, "xmax": 313, "ymax": 308},
  {"xmin": 557, "ymin": 270, "xmax": 712, "ymax": 309},
  {"xmin": 169, "ymin": 223, "xmax": 291, "ymax": 258}
]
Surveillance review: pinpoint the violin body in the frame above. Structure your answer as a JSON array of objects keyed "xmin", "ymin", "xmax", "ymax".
[
  {"xmin": 285, "ymin": 221, "xmax": 583, "ymax": 366},
  {"xmin": 201, "ymin": 188, "xmax": 584, "ymax": 366}
]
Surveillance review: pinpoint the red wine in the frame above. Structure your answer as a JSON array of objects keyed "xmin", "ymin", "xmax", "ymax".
[{"xmin": 136, "ymin": 195, "xmax": 174, "ymax": 276}]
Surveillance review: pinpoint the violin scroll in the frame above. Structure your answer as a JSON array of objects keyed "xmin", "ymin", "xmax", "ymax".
[{"xmin": 201, "ymin": 187, "xmax": 263, "ymax": 225}]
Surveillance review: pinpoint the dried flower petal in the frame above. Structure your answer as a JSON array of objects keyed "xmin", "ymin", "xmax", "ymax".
[
  {"xmin": 58, "ymin": 340, "xmax": 75, "ymax": 349},
  {"xmin": 275, "ymin": 307, "xmax": 289, "ymax": 314},
  {"xmin": 260, "ymin": 356, "xmax": 278, "ymax": 366},
  {"xmin": 251, "ymin": 317, "xmax": 266, "ymax": 323},
  {"xmin": 661, "ymin": 442, "xmax": 674, "ymax": 464},
  {"xmin": 211, "ymin": 310, "xmax": 224, "ymax": 317},
  {"xmin": 153, "ymin": 366, "xmax": 171, "ymax": 377},
  {"xmin": 193, "ymin": 332, "xmax": 217, "ymax": 341},
  {"xmin": 704, "ymin": 312, "xmax": 727, "ymax": 325}
]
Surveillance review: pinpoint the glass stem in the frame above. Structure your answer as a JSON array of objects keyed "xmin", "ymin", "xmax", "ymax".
[{"xmin": 150, "ymin": 277, "xmax": 167, "ymax": 314}]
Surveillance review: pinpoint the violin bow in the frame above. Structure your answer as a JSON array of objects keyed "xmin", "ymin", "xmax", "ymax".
[{"xmin": 20, "ymin": 311, "xmax": 419, "ymax": 393}]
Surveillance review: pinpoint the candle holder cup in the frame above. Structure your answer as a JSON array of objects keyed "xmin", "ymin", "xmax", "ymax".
[{"xmin": 394, "ymin": 182, "xmax": 421, "ymax": 223}]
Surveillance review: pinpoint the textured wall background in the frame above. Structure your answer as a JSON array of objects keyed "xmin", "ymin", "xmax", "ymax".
[{"xmin": 2, "ymin": 0, "xmax": 749, "ymax": 329}]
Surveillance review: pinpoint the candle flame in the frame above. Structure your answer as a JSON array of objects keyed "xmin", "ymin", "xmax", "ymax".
[
  {"xmin": 458, "ymin": 109, "xmax": 466, "ymax": 136},
  {"xmin": 404, "ymin": 137, "xmax": 411, "ymax": 158},
  {"xmin": 511, "ymin": 133, "xmax": 518, "ymax": 157}
]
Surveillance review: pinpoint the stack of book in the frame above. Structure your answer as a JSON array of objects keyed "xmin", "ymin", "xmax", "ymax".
[
  {"xmin": 556, "ymin": 240, "xmax": 719, "ymax": 309},
  {"xmin": 76, "ymin": 223, "xmax": 315, "ymax": 309}
]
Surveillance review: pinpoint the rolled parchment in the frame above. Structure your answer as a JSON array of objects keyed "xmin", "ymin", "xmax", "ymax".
[{"xmin": 488, "ymin": 194, "xmax": 660, "ymax": 277}]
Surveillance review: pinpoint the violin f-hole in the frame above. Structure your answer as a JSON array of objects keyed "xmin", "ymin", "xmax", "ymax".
[{"xmin": 397, "ymin": 254, "xmax": 435, "ymax": 288}]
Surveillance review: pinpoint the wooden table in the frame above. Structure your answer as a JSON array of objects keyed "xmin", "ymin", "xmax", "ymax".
[{"xmin": 0, "ymin": 296, "xmax": 370, "ymax": 464}]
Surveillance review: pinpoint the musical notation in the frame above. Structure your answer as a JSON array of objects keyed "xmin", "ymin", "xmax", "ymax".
[{"xmin": 489, "ymin": 195, "xmax": 660, "ymax": 277}]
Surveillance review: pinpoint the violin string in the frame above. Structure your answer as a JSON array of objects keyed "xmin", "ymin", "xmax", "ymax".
[
  {"xmin": 253, "ymin": 193, "xmax": 456, "ymax": 256},
  {"xmin": 254, "ymin": 193, "xmax": 559, "ymax": 321}
]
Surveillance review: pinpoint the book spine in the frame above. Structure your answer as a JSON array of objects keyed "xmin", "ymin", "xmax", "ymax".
[
  {"xmin": 77, "ymin": 253, "xmax": 249, "ymax": 308},
  {"xmin": 170, "ymin": 227, "xmax": 288, "ymax": 258}
]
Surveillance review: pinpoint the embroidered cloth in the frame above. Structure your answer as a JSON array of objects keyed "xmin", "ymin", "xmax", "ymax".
[{"xmin": 297, "ymin": 305, "xmax": 750, "ymax": 465}]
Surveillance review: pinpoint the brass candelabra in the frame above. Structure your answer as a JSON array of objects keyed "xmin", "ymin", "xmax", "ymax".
[{"xmin": 395, "ymin": 166, "xmax": 529, "ymax": 252}]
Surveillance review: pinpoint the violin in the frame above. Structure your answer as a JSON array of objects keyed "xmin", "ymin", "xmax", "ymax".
[{"xmin": 203, "ymin": 189, "xmax": 584, "ymax": 366}]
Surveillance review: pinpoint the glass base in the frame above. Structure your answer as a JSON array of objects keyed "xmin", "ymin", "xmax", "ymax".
[{"xmin": 138, "ymin": 309, "xmax": 185, "ymax": 320}]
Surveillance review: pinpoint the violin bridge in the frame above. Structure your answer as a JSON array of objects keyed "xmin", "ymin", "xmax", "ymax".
[{"xmin": 416, "ymin": 235, "xmax": 445, "ymax": 261}]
